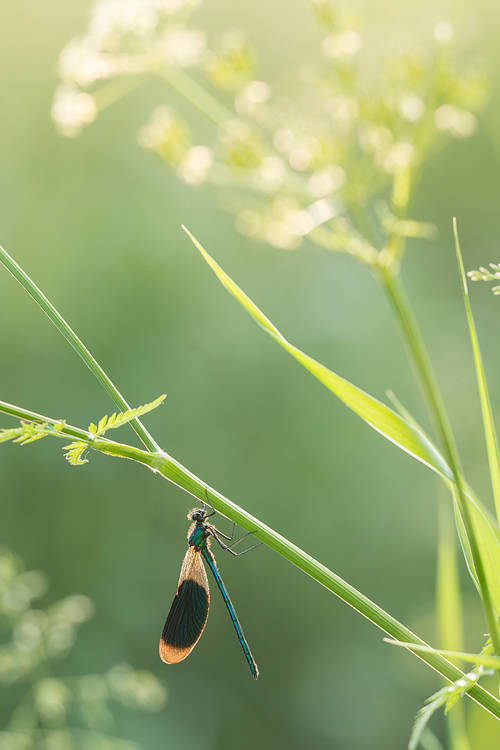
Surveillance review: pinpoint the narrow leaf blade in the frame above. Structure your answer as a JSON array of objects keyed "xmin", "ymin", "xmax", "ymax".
[
  {"xmin": 385, "ymin": 640, "xmax": 500, "ymax": 669},
  {"xmin": 185, "ymin": 228, "xmax": 453, "ymax": 481},
  {"xmin": 454, "ymin": 218, "xmax": 500, "ymax": 525}
]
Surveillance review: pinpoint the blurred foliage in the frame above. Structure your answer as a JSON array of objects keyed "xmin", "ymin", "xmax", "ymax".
[
  {"xmin": 0, "ymin": 547, "xmax": 166, "ymax": 749},
  {"xmin": 51, "ymin": 0, "xmax": 487, "ymax": 257}
]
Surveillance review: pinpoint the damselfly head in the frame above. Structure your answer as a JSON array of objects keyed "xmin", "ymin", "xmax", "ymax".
[{"xmin": 188, "ymin": 508, "xmax": 206, "ymax": 522}]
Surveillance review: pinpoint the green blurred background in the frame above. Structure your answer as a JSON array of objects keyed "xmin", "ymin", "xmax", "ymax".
[{"xmin": 2, "ymin": 0, "xmax": 500, "ymax": 748}]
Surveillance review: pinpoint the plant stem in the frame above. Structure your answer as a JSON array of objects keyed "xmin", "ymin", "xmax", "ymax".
[
  {"xmin": 0, "ymin": 244, "xmax": 160, "ymax": 453},
  {"xmin": 1, "ymin": 397, "xmax": 499, "ymax": 716},
  {"xmin": 454, "ymin": 219, "xmax": 500, "ymax": 526},
  {"xmin": 379, "ymin": 264, "xmax": 500, "ymax": 655}
]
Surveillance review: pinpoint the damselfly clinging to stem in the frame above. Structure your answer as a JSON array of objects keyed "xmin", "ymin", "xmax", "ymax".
[{"xmin": 159, "ymin": 491, "xmax": 260, "ymax": 679}]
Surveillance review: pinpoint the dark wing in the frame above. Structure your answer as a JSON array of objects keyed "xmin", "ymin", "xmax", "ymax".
[{"xmin": 159, "ymin": 546, "xmax": 210, "ymax": 664}]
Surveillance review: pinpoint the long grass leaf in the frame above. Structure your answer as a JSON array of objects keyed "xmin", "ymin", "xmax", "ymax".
[
  {"xmin": 451, "ymin": 480, "xmax": 500, "ymax": 619},
  {"xmin": 0, "ymin": 243, "xmax": 159, "ymax": 452},
  {"xmin": 437, "ymin": 497, "xmax": 472, "ymax": 750},
  {"xmin": 184, "ymin": 227, "xmax": 453, "ymax": 481},
  {"xmin": 454, "ymin": 219, "xmax": 500, "ymax": 525},
  {"xmin": 388, "ymin": 391, "xmax": 500, "ymax": 621},
  {"xmin": 437, "ymin": 498, "xmax": 465, "ymax": 658}
]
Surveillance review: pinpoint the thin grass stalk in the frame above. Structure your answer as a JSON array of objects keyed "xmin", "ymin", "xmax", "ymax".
[
  {"xmin": 378, "ymin": 263, "xmax": 500, "ymax": 656},
  {"xmin": 0, "ymin": 244, "xmax": 160, "ymax": 453},
  {"xmin": 453, "ymin": 219, "xmax": 500, "ymax": 526}
]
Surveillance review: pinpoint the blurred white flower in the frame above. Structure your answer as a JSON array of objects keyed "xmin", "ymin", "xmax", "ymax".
[
  {"xmin": 398, "ymin": 92, "xmax": 425, "ymax": 122},
  {"xmin": 322, "ymin": 30, "xmax": 363, "ymax": 60},
  {"xmin": 13, "ymin": 616, "xmax": 45, "ymax": 649},
  {"xmin": 18, "ymin": 570, "xmax": 49, "ymax": 599},
  {"xmin": 60, "ymin": 39, "xmax": 151, "ymax": 86},
  {"xmin": 434, "ymin": 104, "xmax": 477, "ymax": 137},
  {"xmin": 307, "ymin": 166, "xmax": 346, "ymax": 197},
  {"xmin": 51, "ymin": 87, "xmax": 97, "ymax": 137},
  {"xmin": 139, "ymin": 105, "xmax": 175, "ymax": 148},
  {"xmin": 35, "ymin": 679, "xmax": 72, "ymax": 723},
  {"xmin": 55, "ymin": 595, "xmax": 94, "ymax": 624},
  {"xmin": 380, "ymin": 141, "xmax": 416, "ymax": 172},
  {"xmin": 253, "ymin": 156, "xmax": 285, "ymax": 193},
  {"xmin": 56, "ymin": 0, "xmax": 206, "ymax": 89},
  {"xmin": 88, "ymin": 0, "xmax": 196, "ymax": 41},
  {"xmin": 235, "ymin": 80, "xmax": 271, "ymax": 119},
  {"xmin": 434, "ymin": 19, "xmax": 453, "ymax": 44},
  {"xmin": 358, "ymin": 123, "xmax": 393, "ymax": 153},
  {"xmin": 177, "ymin": 145, "xmax": 213, "ymax": 184},
  {"xmin": 241, "ymin": 80, "xmax": 270, "ymax": 103},
  {"xmin": 266, "ymin": 223, "xmax": 302, "ymax": 250},
  {"xmin": 45, "ymin": 623, "xmax": 76, "ymax": 656},
  {"xmin": 268, "ymin": 198, "xmax": 304, "ymax": 249},
  {"xmin": 161, "ymin": 25, "xmax": 206, "ymax": 68},
  {"xmin": 107, "ymin": 664, "xmax": 167, "ymax": 711},
  {"xmin": 289, "ymin": 146, "xmax": 312, "ymax": 171},
  {"xmin": 1, "ymin": 584, "xmax": 31, "ymax": 616},
  {"xmin": 290, "ymin": 198, "xmax": 340, "ymax": 236}
]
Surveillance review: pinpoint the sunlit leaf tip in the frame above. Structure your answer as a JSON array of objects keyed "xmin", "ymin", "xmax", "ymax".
[{"xmin": 90, "ymin": 394, "xmax": 167, "ymax": 437}]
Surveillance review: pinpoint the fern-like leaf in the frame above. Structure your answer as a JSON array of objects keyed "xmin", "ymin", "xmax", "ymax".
[
  {"xmin": 408, "ymin": 641, "xmax": 492, "ymax": 749},
  {"xmin": 63, "ymin": 442, "xmax": 89, "ymax": 466},
  {"xmin": 0, "ymin": 421, "xmax": 66, "ymax": 445},
  {"xmin": 92, "ymin": 394, "xmax": 166, "ymax": 437},
  {"xmin": 409, "ymin": 692, "xmax": 448, "ymax": 750}
]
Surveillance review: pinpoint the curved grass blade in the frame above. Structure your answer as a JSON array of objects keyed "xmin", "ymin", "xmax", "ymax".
[
  {"xmin": 451, "ymin": 484, "xmax": 500, "ymax": 618},
  {"xmin": 454, "ymin": 219, "xmax": 500, "ymax": 526},
  {"xmin": 184, "ymin": 227, "xmax": 453, "ymax": 482},
  {"xmin": 437, "ymin": 498, "xmax": 471, "ymax": 750},
  {"xmin": 0, "ymin": 243, "xmax": 160, "ymax": 453},
  {"xmin": 388, "ymin": 390, "xmax": 500, "ymax": 620}
]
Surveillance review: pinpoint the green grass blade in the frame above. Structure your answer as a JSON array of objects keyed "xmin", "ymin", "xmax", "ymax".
[
  {"xmin": 184, "ymin": 227, "xmax": 453, "ymax": 481},
  {"xmin": 0, "ymin": 243, "xmax": 160, "ymax": 453},
  {"xmin": 437, "ymin": 499, "xmax": 472, "ymax": 750},
  {"xmin": 388, "ymin": 390, "xmax": 500, "ymax": 624},
  {"xmin": 451, "ymin": 484, "xmax": 500, "ymax": 617},
  {"xmin": 381, "ymin": 265, "xmax": 500, "ymax": 655},
  {"xmin": 385, "ymin": 641, "xmax": 499, "ymax": 669},
  {"xmin": 438, "ymin": 498, "xmax": 465, "ymax": 660},
  {"xmin": 454, "ymin": 218, "xmax": 500, "ymax": 526}
]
